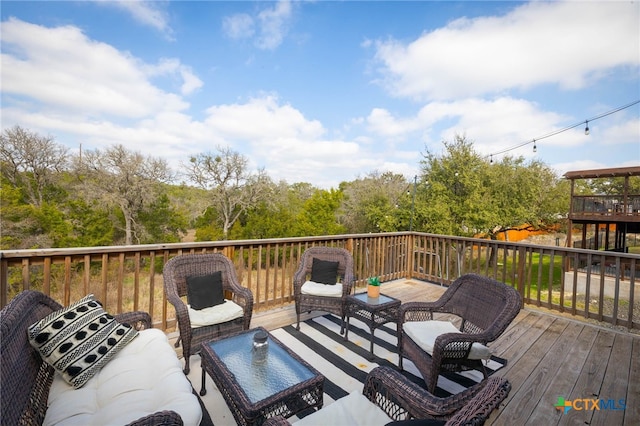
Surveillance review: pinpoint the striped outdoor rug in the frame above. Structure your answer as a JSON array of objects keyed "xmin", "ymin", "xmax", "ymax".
[
  {"xmin": 193, "ymin": 314, "xmax": 506, "ymax": 424},
  {"xmin": 271, "ymin": 314, "xmax": 506, "ymax": 402}
]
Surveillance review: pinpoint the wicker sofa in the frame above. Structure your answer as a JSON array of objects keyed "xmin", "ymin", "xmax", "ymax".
[{"xmin": 0, "ymin": 290, "xmax": 202, "ymax": 426}]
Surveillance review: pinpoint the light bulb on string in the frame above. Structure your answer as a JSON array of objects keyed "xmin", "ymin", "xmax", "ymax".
[
  {"xmin": 490, "ymin": 154, "xmax": 493, "ymax": 164},
  {"xmin": 584, "ymin": 121, "xmax": 590, "ymax": 135},
  {"xmin": 532, "ymin": 139, "xmax": 537, "ymax": 153}
]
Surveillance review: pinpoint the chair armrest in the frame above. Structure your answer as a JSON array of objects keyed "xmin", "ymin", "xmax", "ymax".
[
  {"xmin": 444, "ymin": 375, "xmax": 511, "ymax": 426},
  {"xmin": 363, "ymin": 366, "xmax": 508, "ymax": 422},
  {"xmin": 398, "ymin": 301, "xmax": 441, "ymax": 323},
  {"xmin": 126, "ymin": 410, "xmax": 183, "ymax": 426},
  {"xmin": 230, "ymin": 284, "xmax": 254, "ymax": 309},
  {"xmin": 114, "ymin": 311, "xmax": 153, "ymax": 330},
  {"xmin": 293, "ymin": 264, "xmax": 308, "ymax": 294},
  {"xmin": 433, "ymin": 331, "xmax": 493, "ymax": 360}
]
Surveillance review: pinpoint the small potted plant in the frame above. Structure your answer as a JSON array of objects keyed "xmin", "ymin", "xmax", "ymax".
[{"xmin": 367, "ymin": 276, "xmax": 381, "ymax": 298}]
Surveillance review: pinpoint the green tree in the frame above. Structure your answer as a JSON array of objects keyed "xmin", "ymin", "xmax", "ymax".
[
  {"xmin": 340, "ymin": 171, "xmax": 411, "ymax": 233},
  {"xmin": 417, "ymin": 134, "xmax": 568, "ymax": 239},
  {"xmin": 76, "ymin": 144, "xmax": 172, "ymax": 245},
  {"xmin": 238, "ymin": 181, "xmax": 303, "ymax": 239},
  {"xmin": 0, "ymin": 126, "xmax": 69, "ymax": 207},
  {"xmin": 417, "ymin": 135, "xmax": 490, "ymax": 236},
  {"xmin": 294, "ymin": 188, "xmax": 346, "ymax": 236},
  {"xmin": 139, "ymin": 193, "xmax": 188, "ymax": 243},
  {"xmin": 185, "ymin": 147, "xmax": 271, "ymax": 240}
]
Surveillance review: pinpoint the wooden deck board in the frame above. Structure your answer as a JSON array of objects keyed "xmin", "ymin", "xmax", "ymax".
[
  {"xmin": 511, "ymin": 322, "xmax": 585, "ymax": 426},
  {"xmin": 624, "ymin": 338, "xmax": 640, "ymax": 425},
  {"xmin": 534, "ymin": 325, "xmax": 599, "ymax": 426},
  {"xmin": 563, "ymin": 330, "xmax": 616, "ymax": 425},
  {"xmin": 590, "ymin": 334, "xmax": 633, "ymax": 425},
  {"xmin": 180, "ymin": 279, "xmax": 639, "ymax": 425}
]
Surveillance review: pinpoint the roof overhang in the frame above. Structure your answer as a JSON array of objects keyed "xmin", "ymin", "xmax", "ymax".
[{"xmin": 563, "ymin": 166, "xmax": 640, "ymax": 180}]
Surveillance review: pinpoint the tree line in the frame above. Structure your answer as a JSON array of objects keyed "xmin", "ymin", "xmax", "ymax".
[{"xmin": 1, "ymin": 125, "xmax": 585, "ymax": 250}]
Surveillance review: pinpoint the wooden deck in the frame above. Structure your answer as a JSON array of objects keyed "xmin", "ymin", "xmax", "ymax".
[{"xmin": 180, "ymin": 279, "xmax": 640, "ymax": 425}]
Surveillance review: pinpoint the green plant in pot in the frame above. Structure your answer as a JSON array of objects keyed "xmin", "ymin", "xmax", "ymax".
[{"xmin": 367, "ymin": 276, "xmax": 380, "ymax": 298}]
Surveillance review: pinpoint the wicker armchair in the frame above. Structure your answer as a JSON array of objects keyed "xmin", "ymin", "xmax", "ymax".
[
  {"xmin": 293, "ymin": 247, "xmax": 355, "ymax": 332},
  {"xmin": 398, "ymin": 274, "xmax": 521, "ymax": 393},
  {"xmin": 0, "ymin": 290, "xmax": 184, "ymax": 426},
  {"xmin": 163, "ymin": 253, "xmax": 253, "ymax": 374},
  {"xmin": 263, "ymin": 366, "xmax": 511, "ymax": 425}
]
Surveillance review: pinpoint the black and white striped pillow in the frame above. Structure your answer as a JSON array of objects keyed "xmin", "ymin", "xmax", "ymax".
[{"xmin": 27, "ymin": 294, "xmax": 138, "ymax": 388}]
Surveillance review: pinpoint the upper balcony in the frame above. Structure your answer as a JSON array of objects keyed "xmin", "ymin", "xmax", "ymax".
[{"xmin": 566, "ymin": 166, "xmax": 640, "ymax": 224}]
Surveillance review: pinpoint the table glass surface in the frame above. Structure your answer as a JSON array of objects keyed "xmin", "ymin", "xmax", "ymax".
[
  {"xmin": 352, "ymin": 292, "xmax": 396, "ymax": 305},
  {"xmin": 207, "ymin": 331, "xmax": 316, "ymax": 404}
]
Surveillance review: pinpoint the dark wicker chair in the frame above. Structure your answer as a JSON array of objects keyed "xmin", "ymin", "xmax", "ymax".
[
  {"xmin": 293, "ymin": 247, "xmax": 355, "ymax": 332},
  {"xmin": 263, "ymin": 366, "xmax": 511, "ymax": 425},
  {"xmin": 398, "ymin": 274, "xmax": 522, "ymax": 393},
  {"xmin": 163, "ymin": 253, "xmax": 253, "ymax": 374},
  {"xmin": 0, "ymin": 290, "xmax": 184, "ymax": 426}
]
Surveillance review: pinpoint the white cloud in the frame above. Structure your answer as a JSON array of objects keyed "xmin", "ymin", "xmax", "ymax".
[
  {"xmin": 204, "ymin": 95, "xmax": 325, "ymax": 141},
  {"xmin": 103, "ymin": 0, "xmax": 174, "ymax": 39},
  {"xmin": 222, "ymin": 13, "xmax": 255, "ymax": 40},
  {"xmin": 373, "ymin": 1, "xmax": 639, "ymax": 100},
  {"xmin": 144, "ymin": 58, "xmax": 203, "ymax": 96},
  {"xmin": 255, "ymin": 0, "xmax": 292, "ymax": 50},
  {"xmin": 1, "ymin": 19, "xmax": 197, "ymax": 117},
  {"xmin": 222, "ymin": 0, "xmax": 294, "ymax": 50}
]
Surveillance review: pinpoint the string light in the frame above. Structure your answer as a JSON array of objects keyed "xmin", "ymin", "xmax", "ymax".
[{"xmin": 487, "ymin": 99, "xmax": 639, "ymax": 160}]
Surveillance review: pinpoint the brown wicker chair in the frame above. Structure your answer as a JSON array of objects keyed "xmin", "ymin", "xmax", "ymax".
[
  {"xmin": 398, "ymin": 274, "xmax": 521, "ymax": 393},
  {"xmin": 163, "ymin": 253, "xmax": 253, "ymax": 374},
  {"xmin": 0, "ymin": 290, "xmax": 184, "ymax": 426},
  {"xmin": 262, "ymin": 366, "xmax": 511, "ymax": 425},
  {"xmin": 293, "ymin": 247, "xmax": 355, "ymax": 332}
]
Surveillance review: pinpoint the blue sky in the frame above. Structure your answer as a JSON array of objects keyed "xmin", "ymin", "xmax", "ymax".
[{"xmin": 2, "ymin": 1, "xmax": 639, "ymax": 188}]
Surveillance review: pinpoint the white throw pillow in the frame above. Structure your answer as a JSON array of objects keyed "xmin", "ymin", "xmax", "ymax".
[
  {"xmin": 301, "ymin": 280, "xmax": 343, "ymax": 297},
  {"xmin": 294, "ymin": 391, "xmax": 392, "ymax": 426},
  {"xmin": 188, "ymin": 299, "xmax": 244, "ymax": 328},
  {"xmin": 403, "ymin": 320, "xmax": 492, "ymax": 360}
]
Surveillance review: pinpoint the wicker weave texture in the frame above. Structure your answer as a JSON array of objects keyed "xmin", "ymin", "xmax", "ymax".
[
  {"xmin": 293, "ymin": 247, "xmax": 355, "ymax": 331},
  {"xmin": 163, "ymin": 253, "xmax": 254, "ymax": 374},
  {"xmin": 0, "ymin": 290, "xmax": 184, "ymax": 426},
  {"xmin": 262, "ymin": 366, "xmax": 510, "ymax": 425},
  {"xmin": 398, "ymin": 273, "xmax": 522, "ymax": 393}
]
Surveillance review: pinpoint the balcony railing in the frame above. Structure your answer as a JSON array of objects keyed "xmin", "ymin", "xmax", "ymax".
[
  {"xmin": 570, "ymin": 194, "xmax": 640, "ymax": 222},
  {"xmin": 1, "ymin": 232, "xmax": 638, "ymax": 332}
]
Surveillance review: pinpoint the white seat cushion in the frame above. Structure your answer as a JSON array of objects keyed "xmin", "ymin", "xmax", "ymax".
[
  {"xmin": 403, "ymin": 320, "xmax": 492, "ymax": 360},
  {"xmin": 301, "ymin": 280, "xmax": 343, "ymax": 297},
  {"xmin": 188, "ymin": 299, "xmax": 244, "ymax": 328},
  {"xmin": 45, "ymin": 328, "xmax": 202, "ymax": 426},
  {"xmin": 294, "ymin": 391, "xmax": 392, "ymax": 426}
]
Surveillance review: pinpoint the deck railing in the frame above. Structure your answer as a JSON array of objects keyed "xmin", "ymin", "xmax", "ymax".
[{"xmin": 1, "ymin": 232, "xmax": 638, "ymax": 331}]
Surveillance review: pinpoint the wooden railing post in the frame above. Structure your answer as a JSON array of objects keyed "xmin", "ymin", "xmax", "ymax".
[
  {"xmin": 517, "ymin": 245, "xmax": 526, "ymax": 297},
  {"xmin": 407, "ymin": 233, "xmax": 415, "ymax": 280}
]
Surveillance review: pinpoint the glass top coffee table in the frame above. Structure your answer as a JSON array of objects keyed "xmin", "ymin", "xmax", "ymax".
[
  {"xmin": 344, "ymin": 292, "xmax": 401, "ymax": 359},
  {"xmin": 200, "ymin": 327, "xmax": 324, "ymax": 425}
]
